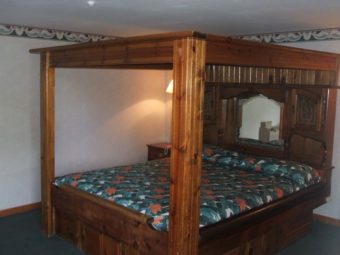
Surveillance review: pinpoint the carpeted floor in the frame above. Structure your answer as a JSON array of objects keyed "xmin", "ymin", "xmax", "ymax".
[
  {"xmin": 1, "ymin": 209, "xmax": 339, "ymax": 255},
  {"xmin": 277, "ymin": 220, "xmax": 340, "ymax": 255},
  {"xmin": 0, "ymin": 210, "xmax": 84, "ymax": 255}
]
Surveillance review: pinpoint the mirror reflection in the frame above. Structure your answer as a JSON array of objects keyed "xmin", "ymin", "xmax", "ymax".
[{"xmin": 237, "ymin": 94, "xmax": 284, "ymax": 148}]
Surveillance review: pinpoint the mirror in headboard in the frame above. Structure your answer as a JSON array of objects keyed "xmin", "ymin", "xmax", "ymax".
[
  {"xmin": 236, "ymin": 94, "xmax": 284, "ymax": 150},
  {"xmin": 203, "ymin": 86, "xmax": 288, "ymax": 158},
  {"xmin": 203, "ymin": 84, "xmax": 333, "ymax": 166}
]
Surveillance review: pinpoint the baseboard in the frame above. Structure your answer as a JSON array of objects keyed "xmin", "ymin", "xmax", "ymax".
[
  {"xmin": 0, "ymin": 202, "xmax": 41, "ymax": 217},
  {"xmin": 313, "ymin": 213, "xmax": 340, "ymax": 227}
]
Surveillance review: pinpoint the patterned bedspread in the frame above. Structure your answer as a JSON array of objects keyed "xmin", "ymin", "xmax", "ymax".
[{"xmin": 54, "ymin": 145, "xmax": 320, "ymax": 232}]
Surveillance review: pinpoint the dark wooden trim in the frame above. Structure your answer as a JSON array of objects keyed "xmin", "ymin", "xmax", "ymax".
[
  {"xmin": 48, "ymin": 40, "xmax": 174, "ymax": 68},
  {"xmin": 313, "ymin": 213, "xmax": 340, "ymax": 227},
  {"xmin": 40, "ymin": 52, "xmax": 56, "ymax": 236},
  {"xmin": 199, "ymin": 182, "xmax": 328, "ymax": 254},
  {"xmin": 206, "ymin": 39, "xmax": 340, "ymax": 71},
  {"xmin": 0, "ymin": 202, "xmax": 41, "ymax": 217},
  {"xmin": 53, "ymin": 185, "xmax": 167, "ymax": 255},
  {"xmin": 200, "ymin": 182, "xmax": 327, "ymax": 242},
  {"xmin": 55, "ymin": 185, "xmax": 152, "ymax": 224},
  {"xmin": 169, "ymin": 38, "xmax": 206, "ymax": 255},
  {"xmin": 207, "ymin": 82, "xmax": 340, "ymax": 89},
  {"xmin": 30, "ymin": 30, "xmax": 340, "ymax": 72},
  {"xmin": 52, "ymin": 180, "xmax": 328, "ymax": 255},
  {"xmin": 205, "ymin": 34, "xmax": 340, "ymax": 58}
]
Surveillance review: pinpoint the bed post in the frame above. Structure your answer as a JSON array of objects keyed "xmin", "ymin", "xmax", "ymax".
[
  {"xmin": 169, "ymin": 36, "xmax": 206, "ymax": 255},
  {"xmin": 40, "ymin": 52, "xmax": 55, "ymax": 236}
]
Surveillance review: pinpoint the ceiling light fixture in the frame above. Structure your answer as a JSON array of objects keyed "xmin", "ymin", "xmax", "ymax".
[{"xmin": 87, "ymin": 0, "xmax": 95, "ymax": 7}]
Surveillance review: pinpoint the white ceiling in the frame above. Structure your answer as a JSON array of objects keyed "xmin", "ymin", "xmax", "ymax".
[{"xmin": 1, "ymin": 0, "xmax": 340, "ymax": 37}]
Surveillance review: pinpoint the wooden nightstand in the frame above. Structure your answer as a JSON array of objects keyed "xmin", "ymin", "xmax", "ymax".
[{"xmin": 147, "ymin": 143, "xmax": 171, "ymax": 160}]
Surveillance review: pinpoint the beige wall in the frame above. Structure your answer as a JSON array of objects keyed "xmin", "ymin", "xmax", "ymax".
[
  {"xmin": 55, "ymin": 68, "xmax": 171, "ymax": 175},
  {"xmin": 0, "ymin": 36, "xmax": 171, "ymax": 210}
]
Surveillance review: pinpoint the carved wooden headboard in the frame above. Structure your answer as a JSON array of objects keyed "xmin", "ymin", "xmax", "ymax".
[{"xmin": 203, "ymin": 64, "xmax": 337, "ymax": 174}]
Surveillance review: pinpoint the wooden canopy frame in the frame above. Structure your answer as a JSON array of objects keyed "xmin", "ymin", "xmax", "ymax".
[{"xmin": 31, "ymin": 31, "xmax": 340, "ymax": 255}]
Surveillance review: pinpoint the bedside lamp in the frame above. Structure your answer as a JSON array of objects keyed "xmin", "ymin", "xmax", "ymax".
[{"xmin": 166, "ymin": 80, "xmax": 173, "ymax": 94}]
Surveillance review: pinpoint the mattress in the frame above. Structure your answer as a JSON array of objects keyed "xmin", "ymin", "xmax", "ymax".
[{"xmin": 54, "ymin": 145, "xmax": 320, "ymax": 231}]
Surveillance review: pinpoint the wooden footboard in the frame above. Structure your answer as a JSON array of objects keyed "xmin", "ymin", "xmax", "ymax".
[
  {"xmin": 52, "ymin": 185, "xmax": 167, "ymax": 255},
  {"xmin": 199, "ymin": 182, "xmax": 328, "ymax": 255},
  {"xmin": 53, "ymin": 182, "xmax": 328, "ymax": 255}
]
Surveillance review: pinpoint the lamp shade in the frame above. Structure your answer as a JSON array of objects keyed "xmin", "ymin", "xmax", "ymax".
[{"xmin": 166, "ymin": 80, "xmax": 173, "ymax": 94}]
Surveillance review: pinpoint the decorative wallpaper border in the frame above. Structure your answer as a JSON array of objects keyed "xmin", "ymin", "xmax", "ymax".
[
  {"xmin": 0, "ymin": 24, "xmax": 116, "ymax": 43},
  {"xmin": 1, "ymin": 23, "xmax": 340, "ymax": 44},
  {"xmin": 238, "ymin": 28, "xmax": 340, "ymax": 44}
]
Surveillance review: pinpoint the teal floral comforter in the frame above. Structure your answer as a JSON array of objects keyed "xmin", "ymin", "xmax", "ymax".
[{"xmin": 54, "ymin": 145, "xmax": 320, "ymax": 232}]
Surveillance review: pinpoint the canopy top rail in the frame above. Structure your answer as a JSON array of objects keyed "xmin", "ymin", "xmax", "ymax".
[{"xmin": 30, "ymin": 30, "xmax": 340, "ymax": 72}]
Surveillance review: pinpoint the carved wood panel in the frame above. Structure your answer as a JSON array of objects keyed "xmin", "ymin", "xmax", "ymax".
[{"xmin": 292, "ymin": 89, "xmax": 323, "ymax": 131}]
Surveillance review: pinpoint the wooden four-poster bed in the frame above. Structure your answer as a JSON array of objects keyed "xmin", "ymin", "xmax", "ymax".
[{"xmin": 30, "ymin": 31, "xmax": 340, "ymax": 255}]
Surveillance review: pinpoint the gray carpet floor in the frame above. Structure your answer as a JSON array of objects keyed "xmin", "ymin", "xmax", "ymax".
[
  {"xmin": 277, "ymin": 220, "xmax": 340, "ymax": 255},
  {"xmin": 0, "ymin": 210, "xmax": 84, "ymax": 255},
  {"xmin": 0, "ymin": 209, "xmax": 339, "ymax": 255}
]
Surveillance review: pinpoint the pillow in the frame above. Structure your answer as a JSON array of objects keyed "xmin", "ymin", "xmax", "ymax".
[
  {"xmin": 202, "ymin": 144, "xmax": 320, "ymax": 187},
  {"xmin": 202, "ymin": 144, "xmax": 241, "ymax": 163}
]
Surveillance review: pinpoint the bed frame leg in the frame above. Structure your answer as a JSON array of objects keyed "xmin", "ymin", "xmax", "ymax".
[
  {"xmin": 169, "ymin": 36, "xmax": 206, "ymax": 255},
  {"xmin": 40, "ymin": 52, "xmax": 56, "ymax": 236}
]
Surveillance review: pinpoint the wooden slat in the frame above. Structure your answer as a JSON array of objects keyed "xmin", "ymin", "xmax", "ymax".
[
  {"xmin": 103, "ymin": 235, "xmax": 124, "ymax": 255},
  {"xmin": 55, "ymin": 210, "xmax": 81, "ymax": 247},
  {"xmin": 169, "ymin": 38, "xmax": 206, "ymax": 255},
  {"xmin": 205, "ymin": 65, "xmax": 338, "ymax": 87},
  {"xmin": 40, "ymin": 52, "xmax": 55, "ymax": 236},
  {"xmin": 80, "ymin": 224, "xmax": 103, "ymax": 255},
  {"xmin": 207, "ymin": 83, "xmax": 340, "ymax": 89}
]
